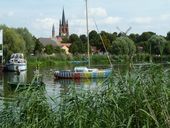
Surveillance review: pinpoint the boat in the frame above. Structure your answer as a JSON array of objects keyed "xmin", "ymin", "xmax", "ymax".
[
  {"xmin": 5, "ymin": 53, "xmax": 27, "ymax": 71},
  {"xmin": 54, "ymin": 66, "xmax": 112, "ymax": 79},
  {"xmin": 54, "ymin": 0, "xmax": 112, "ymax": 79}
]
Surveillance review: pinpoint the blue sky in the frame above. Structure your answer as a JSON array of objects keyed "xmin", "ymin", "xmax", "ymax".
[{"xmin": 1, "ymin": 0, "xmax": 170, "ymax": 37}]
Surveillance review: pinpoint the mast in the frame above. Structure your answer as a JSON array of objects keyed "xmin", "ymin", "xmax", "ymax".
[
  {"xmin": 85, "ymin": 0, "xmax": 90, "ymax": 67},
  {"xmin": 0, "ymin": 30, "xmax": 3, "ymax": 64}
]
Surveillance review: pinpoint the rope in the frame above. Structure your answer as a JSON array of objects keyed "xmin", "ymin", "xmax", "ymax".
[{"xmin": 93, "ymin": 19, "xmax": 113, "ymax": 68}]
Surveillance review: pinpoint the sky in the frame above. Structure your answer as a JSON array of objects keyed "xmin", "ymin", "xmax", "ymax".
[{"xmin": 1, "ymin": 0, "xmax": 170, "ymax": 38}]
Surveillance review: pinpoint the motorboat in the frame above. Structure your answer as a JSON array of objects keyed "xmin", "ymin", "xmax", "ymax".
[{"xmin": 5, "ymin": 53, "xmax": 27, "ymax": 71}]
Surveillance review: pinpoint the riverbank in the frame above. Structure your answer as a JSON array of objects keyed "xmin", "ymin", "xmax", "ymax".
[{"xmin": 27, "ymin": 54, "xmax": 170, "ymax": 69}]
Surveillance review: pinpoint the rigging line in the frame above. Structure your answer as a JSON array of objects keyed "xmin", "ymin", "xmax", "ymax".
[{"xmin": 93, "ymin": 18, "xmax": 113, "ymax": 68}]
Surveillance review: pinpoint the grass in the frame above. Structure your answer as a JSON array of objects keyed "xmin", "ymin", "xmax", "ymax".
[{"xmin": 0, "ymin": 64, "xmax": 170, "ymax": 127}]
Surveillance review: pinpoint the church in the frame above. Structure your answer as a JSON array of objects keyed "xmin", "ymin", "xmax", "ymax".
[
  {"xmin": 52, "ymin": 8, "xmax": 69, "ymax": 38},
  {"xmin": 39, "ymin": 8, "xmax": 71, "ymax": 54}
]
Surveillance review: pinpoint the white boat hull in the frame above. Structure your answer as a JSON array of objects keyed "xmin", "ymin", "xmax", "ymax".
[{"xmin": 6, "ymin": 63, "xmax": 27, "ymax": 71}]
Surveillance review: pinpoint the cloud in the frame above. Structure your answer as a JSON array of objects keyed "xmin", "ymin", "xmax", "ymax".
[
  {"xmin": 102, "ymin": 16, "xmax": 122, "ymax": 25},
  {"xmin": 70, "ymin": 19, "xmax": 86, "ymax": 26},
  {"xmin": 160, "ymin": 14, "xmax": 170, "ymax": 21},
  {"xmin": 0, "ymin": 11, "xmax": 14, "ymax": 19},
  {"xmin": 131, "ymin": 16, "xmax": 153, "ymax": 24},
  {"xmin": 7, "ymin": 11, "xmax": 14, "ymax": 17},
  {"xmin": 89, "ymin": 7, "xmax": 107, "ymax": 17},
  {"xmin": 33, "ymin": 18, "xmax": 58, "ymax": 30}
]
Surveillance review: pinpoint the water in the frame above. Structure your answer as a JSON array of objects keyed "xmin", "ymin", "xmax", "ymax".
[
  {"xmin": 0, "ymin": 67, "xmax": 105, "ymax": 108},
  {"xmin": 1, "ymin": 63, "xmax": 169, "ymax": 109}
]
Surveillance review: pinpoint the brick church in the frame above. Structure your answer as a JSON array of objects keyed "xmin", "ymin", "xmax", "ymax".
[
  {"xmin": 52, "ymin": 8, "xmax": 69, "ymax": 38},
  {"xmin": 39, "ymin": 8, "xmax": 71, "ymax": 54}
]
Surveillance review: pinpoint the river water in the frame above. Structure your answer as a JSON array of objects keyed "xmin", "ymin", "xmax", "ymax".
[
  {"xmin": 0, "ymin": 67, "xmax": 105, "ymax": 107},
  {"xmin": 0, "ymin": 63, "xmax": 169, "ymax": 109}
]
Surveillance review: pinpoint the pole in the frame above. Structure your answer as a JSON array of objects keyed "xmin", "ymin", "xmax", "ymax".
[
  {"xmin": 0, "ymin": 30, "xmax": 3, "ymax": 64},
  {"xmin": 85, "ymin": 0, "xmax": 90, "ymax": 67}
]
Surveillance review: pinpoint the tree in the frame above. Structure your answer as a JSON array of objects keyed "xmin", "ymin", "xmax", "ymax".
[
  {"xmin": 100, "ymin": 31, "xmax": 112, "ymax": 52},
  {"xmin": 129, "ymin": 33, "xmax": 139, "ymax": 43},
  {"xmin": 33, "ymin": 37, "xmax": 44, "ymax": 55},
  {"xmin": 89, "ymin": 30, "xmax": 101, "ymax": 49},
  {"xmin": 3, "ymin": 28, "xmax": 26, "ymax": 60},
  {"xmin": 148, "ymin": 35, "xmax": 166, "ymax": 55},
  {"xmin": 69, "ymin": 42, "xmax": 79, "ymax": 55},
  {"xmin": 69, "ymin": 39, "xmax": 86, "ymax": 54},
  {"xmin": 164, "ymin": 41, "xmax": 170, "ymax": 55},
  {"xmin": 45, "ymin": 45, "xmax": 54, "ymax": 55},
  {"xmin": 61, "ymin": 36, "xmax": 69, "ymax": 43},
  {"xmin": 111, "ymin": 37, "xmax": 136, "ymax": 56},
  {"xmin": 16, "ymin": 27, "xmax": 35, "ymax": 54},
  {"xmin": 69, "ymin": 34, "xmax": 79, "ymax": 43},
  {"xmin": 80, "ymin": 34, "xmax": 87, "ymax": 44},
  {"xmin": 166, "ymin": 31, "xmax": 170, "ymax": 41},
  {"xmin": 138, "ymin": 31, "xmax": 156, "ymax": 42}
]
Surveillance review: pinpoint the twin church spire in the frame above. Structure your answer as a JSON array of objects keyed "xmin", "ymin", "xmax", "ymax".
[{"xmin": 52, "ymin": 8, "xmax": 69, "ymax": 38}]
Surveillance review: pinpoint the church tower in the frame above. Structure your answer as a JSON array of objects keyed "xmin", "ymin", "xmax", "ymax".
[
  {"xmin": 52, "ymin": 24, "xmax": 55, "ymax": 38},
  {"xmin": 59, "ymin": 8, "xmax": 69, "ymax": 37}
]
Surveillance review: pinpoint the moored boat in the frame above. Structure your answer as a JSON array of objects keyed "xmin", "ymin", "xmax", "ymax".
[
  {"xmin": 54, "ymin": 66, "xmax": 112, "ymax": 79},
  {"xmin": 5, "ymin": 53, "xmax": 27, "ymax": 71}
]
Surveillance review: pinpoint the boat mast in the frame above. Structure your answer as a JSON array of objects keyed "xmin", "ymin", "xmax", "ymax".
[
  {"xmin": 85, "ymin": 0, "xmax": 90, "ymax": 67},
  {"xmin": 0, "ymin": 30, "xmax": 3, "ymax": 65}
]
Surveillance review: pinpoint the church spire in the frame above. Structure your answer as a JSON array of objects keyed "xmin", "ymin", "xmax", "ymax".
[
  {"xmin": 62, "ymin": 7, "xmax": 66, "ymax": 26},
  {"xmin": 59, "ymin": 7, "xmax": 69, "ymax": 37},
  {"xmin": 52, "ymin": 24, "xmax": 55, "ymax": 38}
]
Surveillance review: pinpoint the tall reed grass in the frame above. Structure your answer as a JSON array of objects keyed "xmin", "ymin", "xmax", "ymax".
[{"xmin": 0, "ymin": 64, "xmax": 170, "ymax": 128}]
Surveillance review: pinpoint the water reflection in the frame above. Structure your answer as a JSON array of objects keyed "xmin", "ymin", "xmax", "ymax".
[
  {"xmin": 0, "ymin": 68, "xmax": 106, "ymax": 101},
  {"xmin": 54, "ymin": 79, "xmax": 104, "ymax": 94},
  {"xmin": 5, "ymin": 71, "xmax": 27, "ymax": 84},
  {"xmin": 2, "ymin": 71, "xmax": 27, "ymax": 96}
]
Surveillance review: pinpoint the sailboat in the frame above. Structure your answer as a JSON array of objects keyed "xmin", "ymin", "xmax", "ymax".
[{"xmin": 54, "ymin": 0, "xmax": 112, "ymax": 79}]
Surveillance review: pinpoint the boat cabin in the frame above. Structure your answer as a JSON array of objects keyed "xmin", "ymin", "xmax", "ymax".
[{"xmin": 74, "ymin": 66, "xmax": 98, "ymax": 73}]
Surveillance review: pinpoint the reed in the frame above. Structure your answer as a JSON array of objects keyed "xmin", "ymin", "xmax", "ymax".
[{"xmin": 0, "ymin": 64, "xmax": 170, "ymax": 128}]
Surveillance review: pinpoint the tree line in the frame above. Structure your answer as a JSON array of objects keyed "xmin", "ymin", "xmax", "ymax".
[
  {"xmin": 68, "ymin": 30, "xmax": 170, "ymax": 56},
  {"xmin": 1, "ymin": 24, "xmax": 170, "ymax": 62}
]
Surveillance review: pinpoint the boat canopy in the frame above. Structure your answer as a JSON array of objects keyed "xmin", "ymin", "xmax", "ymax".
[
  {"xmin": 74, "ymin": 66, "xmax": 88, "ymax": 72},
  {"xmin": 74, "ymin": 66, "xmax": 98, "ymax": 73}
]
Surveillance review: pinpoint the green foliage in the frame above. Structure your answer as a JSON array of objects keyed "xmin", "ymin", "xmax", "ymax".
[
  {"xmin": 0, "ymin": 25, "xmax": 37, "ymax": 61},
  {"xmin": 3, "ymin": 28, "xmax": 26, "ymax": 60},
  {"xmin": 69, "ymin": 40, "xmax": 86, "ymax": 54},
  {"xmin": 111, "ymin": 37, "xmax": 136, "ymax": 55},
  {"xmin": 61, "ymin": 36, "xmax": 69, "ymax": 43},
  {"xmin": 80, "ymin": 34, "xmax": 87, "ymax": 44},
  {"xmin": 44, "ymin": 45, "xmax": 54, "ymax": 55},
  {"xmin": 148, "ymin": 35, "xmax": 167, "ymax": 55},
  {"xmin": 138, "ymin": 31, "xmax": 156, "ymax": 42},
  {"xmin": 129, "ymin": 33, "xmax": 139, "ymax": 43},
  {"xmin": 69, "ymin": 34, "xmax": 79, "ymax": 43},
  {"xmin": 166, "ymin": 31, "xmax": 170, "ymax": 40},
  {"xmin": 27, "ymin": 54, "xmax": 69, "ymax": 68},
  {"xmin": 33, "ymin": 36, "xmax": 44, "ymax": 55},
  {"xmin": 100, "ymin": 31, "xmax": 112, "ymax": 52},
  {"xmin": 16, "ymin": 28, "xmax": 35, "ymax": 54},
  {"xmin": 89, "ymin": 30, "xmax": 101, "ymax": 49},
  {"xmin": 164, "ymin": 41, "xmax": 170, "ymax": 55}
]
